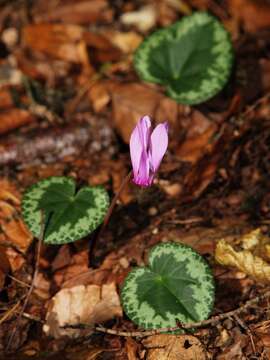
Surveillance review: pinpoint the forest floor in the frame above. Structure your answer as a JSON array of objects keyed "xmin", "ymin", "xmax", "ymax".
[{"xmin": 1, "ymin": 0, "xmax": 270, "ymax": 359}]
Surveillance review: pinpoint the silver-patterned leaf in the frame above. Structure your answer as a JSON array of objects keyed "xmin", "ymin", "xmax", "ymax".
[
  {"xmin": 22, "ymin": 176, "xmax": 109, "ymax": 245},
  {"xmin": 121, "ymin": 242, "xmax": 214, "ymax": 330},
  {"xmin": 134, "ymin": 12, "xmax": 233, "ymax": 105}
]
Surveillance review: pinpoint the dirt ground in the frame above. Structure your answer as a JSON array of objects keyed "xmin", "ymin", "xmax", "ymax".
[{"xmin": 1, "ymin": 0, "xmax": 270, "ymax": 359}]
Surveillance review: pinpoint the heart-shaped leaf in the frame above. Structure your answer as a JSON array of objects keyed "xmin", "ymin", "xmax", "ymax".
[
  {"xmin": 134, "ymin": 12, "xmax": 233, "ymax": 105},
  {"xmin": 22, "ymin": 176, "xmax": 109, "ymax": 245},
  {"xmin": 121, "ymin": 242, "xmax": 214, "ymax": 330}
]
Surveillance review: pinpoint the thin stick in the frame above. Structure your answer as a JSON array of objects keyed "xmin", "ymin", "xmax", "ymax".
[
  {"xmin": 63, "ymin": 289, "xmax": 270, "ymax": 338},
  {"xmin": 6, "ymin": 212, "xmax": 45, "ymax": 350},
  {"xmin": 94, "ymin": 171, "xmax": 132, "ymax": 244}
]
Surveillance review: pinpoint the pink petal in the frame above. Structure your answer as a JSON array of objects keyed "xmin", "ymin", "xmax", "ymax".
[
  {"xmin": 133, "ymin": 150, "xmax": 151, "ymax": 186},
  {"xmin": 130, "ymin": 116, "xmax": 151, "ymax": 177},
  {"xmin": 137, "ymin": 115, "xmax": 151, "ymax": 150},
  {"xmin": 150, "ymin": 122, "xmax": 169, "ymax": 172},
  {"xmin": 130, "ymin": 125, "xmax": 142, "ymax": 176}
]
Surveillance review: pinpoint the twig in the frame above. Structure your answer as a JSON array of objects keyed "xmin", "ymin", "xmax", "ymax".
[
  {"xmin": 242, "ymin": 91, "xmax": 270, "ymax": 118},
  {"xmin": 0, "ymin": 301, "xmax": 21, "ymax": 325},
  {"xmin": 6, "ymin": 212, "xmax": 45, "ymax": 350},
  {"xmin": 66, "ymin": 289, "xmax": 270, "ymax": 338},
  {"xmin": 231, "ymin": 314, "xmax": 257, "ymax": 354}
]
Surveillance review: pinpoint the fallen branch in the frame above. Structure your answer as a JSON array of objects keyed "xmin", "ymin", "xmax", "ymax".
[{"xmin": 60, "ymin": 289, "xmax": 270, "ymax": 338}]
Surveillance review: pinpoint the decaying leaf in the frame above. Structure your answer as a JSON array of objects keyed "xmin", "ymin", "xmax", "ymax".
[
  {"xmin": 43, "ymin": 283, "xmax": 122, "ymax": 339},
  {"xmin": 0, "ymin": 179, "xmax": 33, "ymax": 253},
  {"xmin": 120, "ymin": 5, "xmax": 157, "ymax": 32},
  {"xmin": 110, "ymin": 82, "xmax": 177, "ymax": 143},
  {"xmin": 0, "ymin": 245, "xmax": 10, "ymax": 290},
  {"xmin": 105, "ymin": 31, "xmax": 142, "ymax": 54},
  {"xmin": 0, "ymin": 109, "xmax": 35, "ymax": 135},
  {"xmin": 215, "ymin": 229, "xmax": 270, "ymax": 283},
  {"xmin": 34, "ymin": 0, "xmax": 113, "ymax": 25},
  {"xmin": 228, "ymin": 0, "xmax": 270, "ymax": 33},
  {"xmin": 143, "ymin": 334, "xmax": 206, "ymax": 360}
]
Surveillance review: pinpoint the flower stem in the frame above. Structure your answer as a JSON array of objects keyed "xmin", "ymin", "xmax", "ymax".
[{"xmin": 90, "ymin": 171, "xmax": 132, "ymax": 264}]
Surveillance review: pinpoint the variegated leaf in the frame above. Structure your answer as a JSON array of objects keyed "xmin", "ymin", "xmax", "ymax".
[
  {"xmin": 22, "ymin": 176, "xmax": 109, "ymax": 245},
  {"xmin": 134, "ymin": 12, "xmax": 233, "ymax": 105},
  {"xmin": 121, "ymin": 242, "xmax": 214, "ymax": 330}
]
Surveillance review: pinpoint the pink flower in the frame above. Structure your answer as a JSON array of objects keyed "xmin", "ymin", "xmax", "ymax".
[{"xmin": 130, "ymin": 116, "xmax": 169, "ymax": 187}]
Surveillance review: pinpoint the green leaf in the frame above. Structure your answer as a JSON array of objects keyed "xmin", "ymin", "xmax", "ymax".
[
  {"xmin": 22, "ymin": 176, "xmax": 109, "ymax": 245},
  {"xmin": 121, "ymin": 242, "xmax": 214, "ymax": 330},
  {"xmin": 134, "ymin": 12, "xmax": 233, "ymax": 105}
]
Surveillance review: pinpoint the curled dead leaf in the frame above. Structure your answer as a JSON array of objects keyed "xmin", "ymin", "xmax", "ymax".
[
  {"xmin": 43, "ymin": 283, "xmax": 122, "ymax": 339},
  {"xmin": 215, "ymin": 231, "xmax": 270, "ymax": 283},
  {"xmin": 143, "ymin": 334, "xmax": 206, "ymax": 360}
]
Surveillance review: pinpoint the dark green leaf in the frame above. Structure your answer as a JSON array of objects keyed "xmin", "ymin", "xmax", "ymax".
[
  {"xmin": 121, "ymin": 242, "xmax": 214, "ymax": 330},
  {"xmin": 134, "ymin": 12, "xmax": 233, "ymax": 104},
  {"xmin": 22, "ymin": 176, "xmax": 109, "ymax": 245}
]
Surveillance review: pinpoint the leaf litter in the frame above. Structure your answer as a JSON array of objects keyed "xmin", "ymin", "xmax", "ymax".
[{"xmin": 0, "ymin": 0, "xmax": 270, "ymax": 359}]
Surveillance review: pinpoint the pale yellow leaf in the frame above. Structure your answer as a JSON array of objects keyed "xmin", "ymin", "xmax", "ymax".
[{"xmin": 215, "ymin": 239, "xmax": 270, "ymax": 283}]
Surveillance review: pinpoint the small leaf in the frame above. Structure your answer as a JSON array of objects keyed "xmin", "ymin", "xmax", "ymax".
[
  {"xmin": 121, "ymin": 242, "xmax": 214, "ymax": 330},
  {"xmin": 22, "ymin": 176, "xmax": 109, "ymax": 245},
  {"xmin": 134, "ymin": 12, "xmax": 233, "ymax": 105}
]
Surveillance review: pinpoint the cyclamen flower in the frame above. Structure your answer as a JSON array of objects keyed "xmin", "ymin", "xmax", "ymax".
[{"xmin": 130, "ymin": 116, "xmax": 169, "ymax": 187}]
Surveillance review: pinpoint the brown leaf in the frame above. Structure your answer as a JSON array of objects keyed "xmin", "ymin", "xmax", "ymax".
[
  {"xmin": 33, "ymin": 272, "xmax": 50, "ymax": 299},
  {"xmin": 177, "ymin": 111, "xmax": 217, "ymax": 163},
  {"xmin": 88, "ymin": 80, "xmax": 111, "ymax": 113},
  {"xmin": 104, "ymin": 31, "xmax": 142, "ymax": 54},
  {"xmin": 0, "ymin": 179, "xmax": 33, "ymax": 253},
  {"xmin": 0, "ymin": 109, "xmax": 35, "ymax": 135},
  {"xmin": 143, "ymin": 334, "xmax": 206, "ymax": 360},
  {"xmin": 125, "ymin": 338, "xmax": 139, "ymax": 360},
  {"xmin": 43, "ymin": 283, "xmax": 122, "ymax": 339},
  {"xmin": 35, "ymin": 0, "xmax": 113, "ymax": 25},
  {"xmin": 22, "ymin": 24, "xmax": 87, "ymax": 64},
  {"xmin": 228, "ymin": 0, "xmax": 270, "ymax": 33},
  {"xmin": 110, "ymin": 82, "xmax": 178, "ymax": 143},
  {"xmin": 5, "ymin": 247, "xmax": 25, "ymax": 272},
  {"xmin": 0, "ymin": 245, "xmax": 10, "ymax": 290},
  {"xmin": 0, "ymin": 87, "xmax": 14, "ymax": 109}
]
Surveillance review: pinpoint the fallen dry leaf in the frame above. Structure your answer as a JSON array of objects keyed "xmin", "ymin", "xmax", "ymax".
[
  {"xmin": 176, "ymin": 109, "xmax": 217, "ymax": 162},
  {"xmin": 34, "ymin": 0, "xmax": 113, "ymax": 25},
  {"xmin": 215, "ymin": 229, "xmax": 270, "ymax": 283},
  {"xmin": 22, "ymin": 24, "xmax": 91, "ymax": 67},
  {"xmin": 104, "ymin": 31, "xmax": 142, "ymax": 54},
  {"xmin": 143, "ymin": 334, "xmax": 206, "ymax": 360},
  {"xmin": 120, "ymin": 5, "xmax": 157, "ymax": 32},
  {"xmin": 0, "ymin": 245, "xmax": 10, "ymax": 290},
  {"xmin": 88, "ymin": 80, "xmax": 111, "ymax": 113},
  {"xmin": 43, "ymin": 283, "xmax": 122, "ymax": 339},
  {"xmin": 5, "ymin": 247, "xmax": 25, "ymax": 272},
  {"xmin": 228, "ymin": 0, "xmax": 270, "ymax": 33},
  {"xmin": 110, "ymin": 82, "xmax": 178, "ymax": 144},
  {"xmin": 0, "ymin": 179, "xmax": 33, "ymax": 253},
  {"xmin": 125, "ymin": 338, "xmax": 139, "ymax": 360},
  {"xmin": 0, "ymin": 109, "xmax": 35, "ymax": 135}
]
